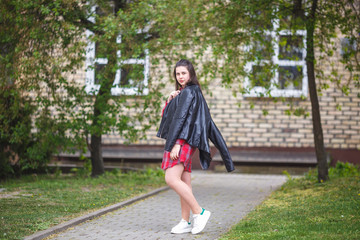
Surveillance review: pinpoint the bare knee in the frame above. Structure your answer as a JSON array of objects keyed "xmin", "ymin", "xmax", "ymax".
[
  {"xmin": 165, "ymin": 173, "xmax": 178, "ymax": 188},
  {"xmin": 165, "ymin": 164, "xmax": 184, "ymax": 187}
]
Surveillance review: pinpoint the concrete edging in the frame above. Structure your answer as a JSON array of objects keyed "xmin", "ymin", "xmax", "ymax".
[{"xmin": 24, "ymin": 186, "xmax": 170, "ymax": 240}]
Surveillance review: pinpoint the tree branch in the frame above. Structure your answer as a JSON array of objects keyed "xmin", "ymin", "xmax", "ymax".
[{"xmin": 60, "ymin": 2, "xmax": 105, "ymax": 35}]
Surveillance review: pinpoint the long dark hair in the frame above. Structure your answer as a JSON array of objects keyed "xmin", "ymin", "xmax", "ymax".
[{"xmin": 173, "ymin": 59, "xmax": 201, "ymax": 90}]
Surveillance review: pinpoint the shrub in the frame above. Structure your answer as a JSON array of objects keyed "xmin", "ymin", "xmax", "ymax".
[
  {"xmin": 0, "ymin": 87, "xmax": 74, "ymax": 179},
  {"xmin": 0, "ymin": 87, "xmax": 34, "ymax": 178},
  {"xmin": 303, "ymin": 161, "xmax": 360, "ymax": 182},
  {"xmin": 329, "ymin": 161, "xmax": 360, "ymax": 178}
]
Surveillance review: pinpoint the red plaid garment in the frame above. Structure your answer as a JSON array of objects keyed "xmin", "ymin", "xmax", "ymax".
[{"xmin": 162, "ymin": 139, "xmax": 196, "ymax": 172}]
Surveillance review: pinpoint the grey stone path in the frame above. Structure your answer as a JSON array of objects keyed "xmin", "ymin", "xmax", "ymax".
[{"xmin": 47, "ymin": 172, "xmax": 287, "ymax": 240}]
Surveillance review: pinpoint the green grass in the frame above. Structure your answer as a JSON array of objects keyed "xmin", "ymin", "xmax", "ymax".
[
  {"xmin": 220, "ymin": 163, "xmax": 360, "ymax": 240},
  {"xmin": 0, "ymin": 168, "xmax": 165, "ymax": 240}
]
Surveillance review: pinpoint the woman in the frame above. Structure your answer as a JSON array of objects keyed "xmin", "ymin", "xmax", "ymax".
[{"xmin": 157, "ymin": 59, "xmax": 234, "ymax": 235}]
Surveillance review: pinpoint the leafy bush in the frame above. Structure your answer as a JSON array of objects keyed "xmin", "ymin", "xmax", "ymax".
[
  {"xmin": 303, "ymin": 162, "xmax": 359, "ymax": 182},
  {"xmin": 70, "ymin": 155, "xmax": 92, "ymax": 177},
  {"xmin": 0, "ymin": 87, "xmax": 75, "ymax": 179},
  {"xmin": 329, "ymin": 161, "xmax": 360, "ymax": 178},
  {"xmin": 0, "ymin": 87, "xmax": 34, "ymax": 178}
]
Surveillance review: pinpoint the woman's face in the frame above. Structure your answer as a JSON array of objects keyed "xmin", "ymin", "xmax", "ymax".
[{"xmin": 175, "ymin": 66, "xmax": 190, "ymax": 88}]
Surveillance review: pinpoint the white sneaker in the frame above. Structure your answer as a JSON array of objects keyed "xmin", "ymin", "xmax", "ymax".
[
  {"xmin": 191, "ymin": 209, "xmax": 211, "ymax": 234},
  {"xmin": 171, "ymin": 219, "xmax": 192, "ymax": 234}
]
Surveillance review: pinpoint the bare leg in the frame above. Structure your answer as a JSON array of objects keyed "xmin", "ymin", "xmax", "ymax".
[
  {"xmin": 165, "ymin": 164, "xmax": 202, "ymax": 215},
  {"xmin": 180, "ymin": 171, "xmax": 192, "ymax": 222}
]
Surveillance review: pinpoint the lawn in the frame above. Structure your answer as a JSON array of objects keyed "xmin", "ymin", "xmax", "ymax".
[
  {"xmin": 0, "ymin": 168, "xmax": 165, "ymax": 240},
  {"xmin": 220, "ymin": 162, "xmax": 360, "ymax": 240}
]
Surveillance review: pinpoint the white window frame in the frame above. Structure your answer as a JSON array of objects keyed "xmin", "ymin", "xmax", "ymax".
[
  {"xmin": 85, "ymin": 6, "xmax": 149, "ymax": 96},
  {"xmin": 244, "ymin": 19, "xmax": 308, "ymax": 98}
]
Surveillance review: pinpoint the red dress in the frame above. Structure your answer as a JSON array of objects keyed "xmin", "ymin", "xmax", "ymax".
[
  {"xmin": 161, "ymin": 139, "xmax": 196, "ymax": 172},
  {"xmin": 161, "ymin": 92, "xmax": 196, "ymax": 172}
]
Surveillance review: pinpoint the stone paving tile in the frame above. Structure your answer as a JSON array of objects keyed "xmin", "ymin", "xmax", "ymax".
[{"xmin": 47, "ymin": 172, "xmax": 287, "ymax": 240}]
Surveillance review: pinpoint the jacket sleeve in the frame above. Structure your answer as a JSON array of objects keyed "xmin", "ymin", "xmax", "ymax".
[
  {"xmin": 208, "ymin": 119, "xmax": 235, "ymax": 172},
  {"xmin": 164, "ymin": 89, "xmax": 194, "ymax": 152}
]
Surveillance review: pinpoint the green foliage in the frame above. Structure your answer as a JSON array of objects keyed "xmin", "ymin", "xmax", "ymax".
[
  {"xmin": 0, "ymin": 86, "xmax": 55, "ymax": 178},
  {"xmin": 0, "ymin": 85, "xmax": 80, "ymax": 178},
  {"xmin": 282, "ymin": 170, "xmax": 292, "ymax": 180},
  {"xmin": 304, "ymin": 162, "xmax": 360, "ymax": 182},
  {"xmin": 0, "ymin": 0, "xmax": 88, "ymax": 176},
  {"xmin": 70, "ymin": 155, "xmax": 92, "ymax": 177},
  {"xmin": 0, "ymin": 0, "xmax": 164, "ymax": 177},
  {"xmin": 329, "ymin": 162, "xmax": 360, "ymax": 178},
  {"xmin": 146, "ymin": 0, "xmax": 359, "ymax": 100}
]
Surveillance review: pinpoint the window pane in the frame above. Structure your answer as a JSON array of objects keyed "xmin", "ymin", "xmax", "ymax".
[
  {"xmin": 279, "ymin": 36, "xmax": 304, "ymax": 60},
  {"xmin": 95, "ymin": 63, "xmax": 106, "ymax": 84},
  {"xmin": 278, "ymin": 2, "xmax": 306, "ymax": 30},
  {"xmin": 120, "ymin": 64, "xmax": 144, "ymax": 88},
  {"xmin": 95, "ymin": 41, "xmax": 107, "ymax": 59},
  {"xmin": 251, "ymin": 10, "xmax": 273, "ymax": 31},
  {"xmin": 279, "ymin": 13, "xmax": 305, "ymax": 30},
  {"xmin": 122, "ymin": 33, "xmax": 147, "ymax": 59},
  {"xmin": 340, "ymin": 37, "xmax": 357, "ymax": 57},
  {"xmin": 278, "ymin": 66, "xmax": 302, "ymax": 90},
  {"xmin": 95, "ymin": 4, "xmax": 114, "ymax": 17},
  {"xmin": 95, "ymin": 6, "xmax": 105, "ymax": 16},
  {"xmin": 253, "ymin": 35, "xmax": 273, "ymax": 60},
  {"xmin": 251, "ymin": 65, "xmax": 272, "ymax": 88}
]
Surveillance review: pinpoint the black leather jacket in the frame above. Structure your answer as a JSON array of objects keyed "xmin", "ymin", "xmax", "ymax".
[{"xmin": 157, "ymin": 85, "xmax": 234, "ymax": 172}]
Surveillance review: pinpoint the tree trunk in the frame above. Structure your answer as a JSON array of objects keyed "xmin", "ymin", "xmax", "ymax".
[
  {"xmin": 89, "ymin": 2, "xmax": 125, "ymax": 177},
  {"xmin": 89, "ymin": 54, "xmax": 117, "ymax": 177},
  {"xmin": 90, "ymin": 131, "xmax": 104, "ymax": 177},
  {"xmin": 90, "ymin": 90, "xmax": 106, "ymax": 177},
  {"xmin": 306, "ymin": 0, "xmax": 329, "ymax": 182}
]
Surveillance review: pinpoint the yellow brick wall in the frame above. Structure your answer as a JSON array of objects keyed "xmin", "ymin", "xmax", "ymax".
[{"xmin": 72, "ymin": 53, "xmax": 359, "ymax": 150}]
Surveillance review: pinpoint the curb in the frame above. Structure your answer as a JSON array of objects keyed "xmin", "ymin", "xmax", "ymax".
[{"xmin": 24, "ymin": 186, "xmax": 170, "ymax": 240}]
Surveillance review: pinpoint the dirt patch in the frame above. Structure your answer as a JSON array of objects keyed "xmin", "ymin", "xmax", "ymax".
[
  {"xmin": 0, "ymin": 191, "xmax": 21, "ymax": 199},
  {"xmin": 81, "ymin": 187, "xmax": 91, "ymax": 192},
  {"xmin": 0, "ymin": 191, "xmax": 33, "ymax": 199}
]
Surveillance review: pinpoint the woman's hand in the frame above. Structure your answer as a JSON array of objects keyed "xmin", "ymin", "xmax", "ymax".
[
  {"xmin": 170, "ymin": 144, "xmax": 181, "ymax": 160},
  {"xmin": 167, "ymin": 90, "xmax": 180, "ymax": 103}
]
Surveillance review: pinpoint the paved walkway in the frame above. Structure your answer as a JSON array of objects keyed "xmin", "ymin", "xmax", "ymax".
[{"xmin": 45, "ymin": 172, "xmax": 287, "ymax": 240}]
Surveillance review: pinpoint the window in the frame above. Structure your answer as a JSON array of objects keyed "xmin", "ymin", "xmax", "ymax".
[
  {"xmin": 0, "ymin": 42, "xmax": 14, "ymax": 85},
  {"xmin": 85, "ymin": 6, "xmax": 149, "ymax": 96},
  {"xmin": 340, "ymin": 37, "xmax": 357, "ymax": 57},
  {"xmin": 244, "ymin": 18, "xmax": 307, "ymax": 98}
]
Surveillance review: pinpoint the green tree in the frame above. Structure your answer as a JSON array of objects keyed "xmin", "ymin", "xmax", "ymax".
[
  {"xmin": 0, "ymin": 0, "xmax": 87, "ymax": 177},
  {"xmin": 0, "ymin": 0, "xmax": 162, "ymax": 177}
]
